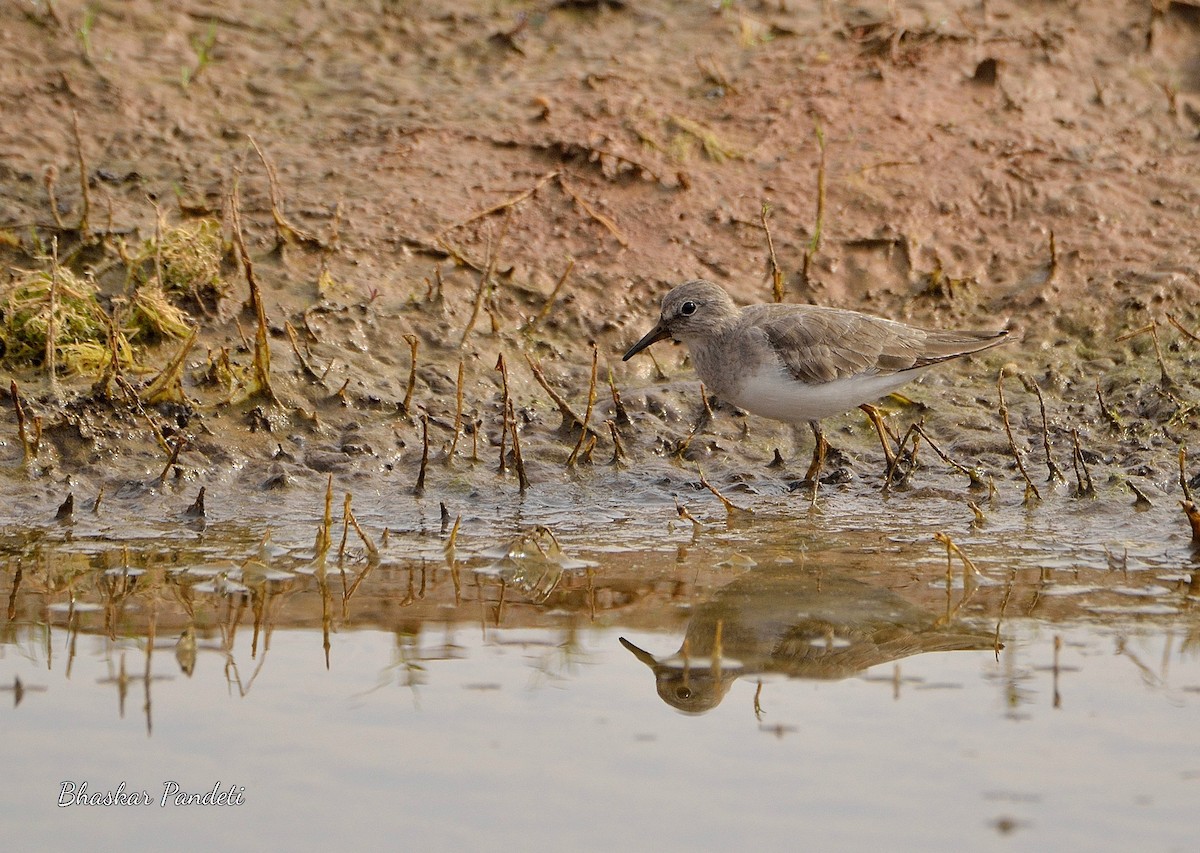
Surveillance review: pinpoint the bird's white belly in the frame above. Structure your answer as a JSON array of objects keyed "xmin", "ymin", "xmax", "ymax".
[{"xmin": 725, "ymin": 364, "xmax": 920, "ymax": 423}]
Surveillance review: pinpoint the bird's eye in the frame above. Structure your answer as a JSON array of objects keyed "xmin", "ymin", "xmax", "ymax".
[
  {"xmin": 675, "ymin": 687, "xmax": 692, "ymax": 700},
  {"xmin": 680, "ymin": 301, "xmax": 697, "ymax": 316}
]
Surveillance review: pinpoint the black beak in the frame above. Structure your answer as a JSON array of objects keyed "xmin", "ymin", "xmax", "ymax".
[{"xmin": 622, "ymin": 319, "xmax": 672, "ymax": 361}]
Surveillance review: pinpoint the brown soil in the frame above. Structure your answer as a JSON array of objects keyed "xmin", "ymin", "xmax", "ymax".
[{"xmin": 1, "ymin": 0, "xmax": 1199, "ymax": 520}]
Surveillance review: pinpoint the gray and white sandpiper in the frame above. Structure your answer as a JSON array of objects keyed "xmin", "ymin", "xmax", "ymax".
[{"xmin": 622, "ymin": 279, "xmax": 1010, "ymax": 488}]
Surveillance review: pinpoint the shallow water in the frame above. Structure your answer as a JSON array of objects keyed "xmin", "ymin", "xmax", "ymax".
[{"xmin": 2, "ymin": 476, "xmax": 1198, "ymax": 850}]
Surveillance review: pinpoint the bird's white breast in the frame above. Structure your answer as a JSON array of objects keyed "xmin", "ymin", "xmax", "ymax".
[{"xmin": 724, "ymin": 363, "xmax": 921, "ymax": 423}]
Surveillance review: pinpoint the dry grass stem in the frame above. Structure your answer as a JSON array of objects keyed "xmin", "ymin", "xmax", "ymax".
[
  {"xmin": 1181, "ymin": 448, "xmax": 1195, "ymax": 504},
  {"xmin": 608, "ymin": 370, "xmax": 630, "ymax": 426},
  {"xmin": 524, "ymin": 354, "xmax": 596, "ymax": 436},
  {"xmin": 507, "ymin": 398, "xmax": 530, "ymax": 491},
  {"xmin": 675, "ymin": 498, "xmax": 704, "ymax": 528},
  {"xmin": 607, "ymin": 420, "xmax": 625, "ymax": 465},
  {"xmin": 157, "ymin": 436, "xmax": 187, "ymax": 483},
  {"xmin": 526, "ymin": 256, "xmax": 575, "ymax": 330},
  {"xmin": 71, "ymin": 109, "xmax": 90, "ymax": 235},
  {"xmin": 446, "ymin": 359, "xmax": 465, "ymax": 463},
  {"xmin": 459, "ymin": 209, "xmax": 513, "ymax": 347},
  {"xmin": 249, "ymin": 136, "xmax": 319, "ymax": 248},
  {"xmin": 567, "ymin": 344, "xmax": 599, "ymax": 467},
  {"xmin": 1070, "ymin": 429, "xmax": 1095, "ymax": 498},
  {"xmin": 801, "ymin": 123, "xmax": 827, "ymax": 286},
  {"xmin": 997, "ymin": 368, "xmax": 1041, "ymax": 504},
  {"xmin": 1116, "ymin": 320, "xmax": 1173, "ymax": 388},
  {"xmin": 1095, "ymin": 378, "xmax": 1122, "ymax": 429},
  {"xmin": 285, "ymin": 322, "xmax": 323, "ymax": 380},
  {"xmin": 913, "ymin": 423, "xmax": 986, "ymax": 486},
  {"xmin": 1166, "ymin": 313, "xmax": 1200, "ymax": 343},
  {"xmin": 698, "ymin": 470, "xmax": 751, "ymax": 515},
  {"xmin": 415, "ymin": 413, "xmax": 430, "ymax": 496},
  {"xmin": 558, "ymin": 177, "xmax": 627, "ymax": 246},
  {"xmin": 443, "ymin": 170, "xmax": 558, "ymax": 234},
  {"xmin": 761, "ymin": 203, "xmax": 785, "ymax": 302},
  {"xmin": 495, "ymin": 353, "xmax": 512, "ymax": 475},
  {"xmin": 1019, "ymin": 372, "xmax": 1065, "ymax": 484},
  {"xmin": 10, "ymin": 380, "xmax": 37, "ymax": 462},
  {"xmin": 139, "ymin": 328, "xmax": 197, "ymax": 406},
  {"xmin": 401, "ymin": 334, "xmax": 419, "ymax": 416}
]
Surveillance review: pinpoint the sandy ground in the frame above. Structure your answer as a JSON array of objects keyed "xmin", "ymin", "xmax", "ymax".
[{"xmin": 0, "ymin": 0, "xmax": 1198, "ymax": 515}]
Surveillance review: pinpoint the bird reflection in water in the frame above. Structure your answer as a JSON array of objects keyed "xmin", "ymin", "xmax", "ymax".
[{"xmin": 620, "ymin": 564, "xmax": 994, "ymax": 714}]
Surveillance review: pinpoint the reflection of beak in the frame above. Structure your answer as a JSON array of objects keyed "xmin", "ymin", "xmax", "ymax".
[
  {"xmin": 622, "ymin": 319, "xmax": 672, "ymax": 361},
  {"xmin": 619, "ymin": 636, "xmax": 660, "ymax": 668}
]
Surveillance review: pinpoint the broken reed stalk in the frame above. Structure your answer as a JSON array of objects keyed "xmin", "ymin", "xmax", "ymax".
[
  {"xmin": 1115, "ymin": 320, "xmax": 1174, "ymax": 388},
  {"xmin": 698, "ymin": 470, "xmax": 750, "ymax": 515},
  {"xmin": 997, "ymin": 368, "xmax": 1042, "ymax": 504},
  {"xmin": 1180, "ymin": 448, "xmax": 1200, "ymax": 543},
  {"xmin": 249, "ymin": 135, "xmax": 318, "ymax": 247},
  {"xmin": 526, "ymin": 256, "xmax": 575, "ymax": 330},
  {"xmin": 1166, "ymin": 314, "xmax": 1200, "ymax": 343},
  {"xmin": 606, "ymin": 420, "xmax": 625, "ymax": 465},
  {"xmin": 459, "ymin": 208, "xmax": 513, "ymax": 348},
  {"xmin": 284, "ymin": 322, "xmax": 323, "ymax": 381},
  {"xmin": 1070, "ymin": 429, "xmax": 1095, "ymax": 498},
  {"xmin": 157, "ymin": 436, "xmax": 187, "ymax": 483},
  {"xmin": 674, "ymin": 498, "xmax": 703, "ymax": 529},
  {"xmin": 229, "ymin": 178, "xmax": 277, "ymax": 403},
  {"xmin": 567, "ymin": 344, "xmax": 599, "ymax": 467},
  {"xmin": 761, "ymin": 202, "xmax": 785, "ymax": 302},
  {"xmin": 495, "ymin": 353, "xmax": 512, "ymax": 475},
  {"xmin": 46, "ymin": 239, "xmax": 60, "ymax": 390},
  {"xmin": 524, "ymin": 354, "xmax": 595, "ymax": 436},
  {"xmin": 912, "ymin": 423, "xmax": 986, "ymax": 486},
  {"xmin": 883, "ymin": 422, "xmax": 921, "ymax": 487},
  {"xmin": 414, "ymin": 413, "xmax": 429, "ymax": 496},
  {"xmin": 558, "ymin": 176, "xmax": 627, "ymax": 246},
  {"xmin": 495, "ymin": 354, "xmax": 530, "ymax": 490},
  {"xmin": 800, "ymin": 122, "xmax": 827, "ymax": 286},
  {"xmin": 70, "ymin": 109, "xmax": 90, "ymax": 235},
  {"xmin": 44, "ymin": 166, "xmax": 65, "ymax": 230},
  {"xmin": 115, "ymin": 375, "xmax": 170, "ymax": 452},
  {"xmin": 1018, "ymin": 372, "xmax": 1065, "ymax": 484},
  {"xmin": 10, "ymin": 380, "xmax": 37, "ymax": 462},
  {"xmin": 446, "ymin": 359, "xmax": 465, "ymax": 462},
  {"xmin": 1095, "ymin": 378, "xmax": 1122, "ymax": 429},
  {"xmin": 508, "ymin": 397, "xmax": 530, "ymax": 491},
  {"xmin": 443, "ymin": 170, "xmax": 558, "ymax": 234},
  {"xmin": 401, "ymin": 334, "xmax": 419, "ymax": 416},
  {"xmin": 140, "ymin": 328, "xmax": 198, "ymax": 405},
  {"xmin": 607, "ymin": 369, "xmax": 630, "ymax": 426}
]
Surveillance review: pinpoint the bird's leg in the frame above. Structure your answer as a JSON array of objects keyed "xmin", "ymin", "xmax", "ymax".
[
  {"xmin": 804, "ymin": 420, "xmax": 828, "ymax": 483},
  {"xmin": 804, "ymin": 420, "xmax": 828, "ymax": 506},
  {"xmin": 859, "ymin": 403, "xmax": 898, "ymax": 467}
]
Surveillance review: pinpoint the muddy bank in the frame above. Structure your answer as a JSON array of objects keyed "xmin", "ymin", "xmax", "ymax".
[{"xmin": 0, "ymin": 0, "xmax": 1197, "ymax": 527}]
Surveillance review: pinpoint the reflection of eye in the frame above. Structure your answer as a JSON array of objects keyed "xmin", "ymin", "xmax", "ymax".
[
  {"xmin": 680, "ymin": 301, "xmax": 697, "ymax": 316},
  {"xmin": 675, "ymin": 686, "xmax": 692, "ymax": 700}
]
